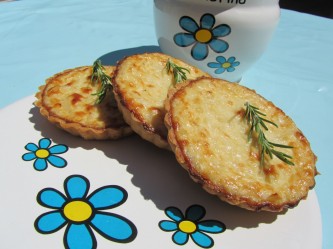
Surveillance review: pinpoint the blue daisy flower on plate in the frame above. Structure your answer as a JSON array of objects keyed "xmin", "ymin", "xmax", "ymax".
[
  {"xmin": 34, "ymin": 175, "xmax": 137, "ymax": 249},
  {"xmin": 208, "ymin": 56, "xmax": 240, "ymax": 74},
  {"xmin": 159, "ymin": 205, "xmax": 226, "ymax": 248},
  {"xmin": 174, "ymin": 13, "xmax": 231, "ymax": 61},
  {"xmin": 22, "ymin": 138, "xmax": 68, "ymax": 171}
]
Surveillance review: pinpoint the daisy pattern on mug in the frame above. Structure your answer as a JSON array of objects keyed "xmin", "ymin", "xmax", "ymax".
[
  {"xmin": 174, "ymin": 13, "xmax": 231, "ymax": 61},
  {"xmin": 208, "ymin": 56, "xmax": 240, "ymax": 74}
]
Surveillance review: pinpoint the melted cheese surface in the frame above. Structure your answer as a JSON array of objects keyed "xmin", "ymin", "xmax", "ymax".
[
  {"xmin": 167, "ymin": 77, "xmax": 317, "ymax": 211},
  {"xmin": 35, "ymin": 66, "xmax": 132, "ymax": 139},
  {"xmin": 113, "ymin": 53, "xmax": 209, "ymax": 145}
]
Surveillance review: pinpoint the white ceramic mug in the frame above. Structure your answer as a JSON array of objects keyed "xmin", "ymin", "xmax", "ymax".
[{"xmin": 154, "ymin": 0, "xmax": 280, "ymax": 82}]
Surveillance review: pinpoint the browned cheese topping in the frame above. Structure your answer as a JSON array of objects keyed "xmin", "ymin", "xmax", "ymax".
[
  {"xmin": 165, "ymin": 77, "xmax": 317, "ymax": 212},
  {"xmin": 113, "ymin": 52, "xmax": 210, "ymax": 149},
  {"xmin": 35, "ymin": 66, "xmax": 132, "ymax": 139}
]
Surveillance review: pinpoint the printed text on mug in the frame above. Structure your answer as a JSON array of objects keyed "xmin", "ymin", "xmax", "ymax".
[{"xmin": 206, "ymin": 0, "xmax": 246, "ymax": 4}]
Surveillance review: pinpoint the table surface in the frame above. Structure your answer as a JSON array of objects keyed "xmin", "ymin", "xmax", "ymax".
[{"xmin": 1, "ymin": 1, "xmax": 332, "ymax": 248}]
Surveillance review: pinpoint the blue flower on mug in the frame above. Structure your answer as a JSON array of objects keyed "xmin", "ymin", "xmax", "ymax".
[
  {"xmin": 34, "ymin": 175, "xmax": 137, "ymax": 249},
  {"xmin": 22, "ymin": 138, "xmax": 68, "ymax": 171},
  {"xmin": 159, "ymin": 205, "xmax": 226, "ymax": 248},
  {"xmin": 208, "ymin": 56, "xmax": 240, "ymax": 74},
  {"xmin": 174, "ymin": 13, "xmax": 231, "ymax": 61}
]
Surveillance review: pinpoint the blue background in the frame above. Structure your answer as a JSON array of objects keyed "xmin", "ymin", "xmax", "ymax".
[{"xmin": 1, "ymin": 1, "xmax": 332, "ymax": 248}]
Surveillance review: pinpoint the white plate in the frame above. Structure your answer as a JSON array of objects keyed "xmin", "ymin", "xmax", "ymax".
[{"xmin": 0, "ymin": 96, "xmax": 322, "ymax": 249}]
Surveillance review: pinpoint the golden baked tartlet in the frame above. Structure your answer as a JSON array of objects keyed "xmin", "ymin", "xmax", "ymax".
[
  {"xmin": 35, "ymin": 66, "xmax": 133, "ymax": 140},
  {"xmin": 165, "ymin": 77, "xmax": 317, "ymax": 212},
  {"xmin": 112, "ymin": 52, "xmax": 210, "ymax": 149}
]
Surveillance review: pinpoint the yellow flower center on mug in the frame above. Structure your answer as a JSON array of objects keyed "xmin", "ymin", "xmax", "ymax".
[
  {"xmin": 195, "ymin": 29, "xmax": 212, "ymax": 43},
  {"xmin": 179, "ymin": 220, "xmax": 197, "ymax": 234},
  {"xmin": 222, "ymin": 62, "xmax": 231, "ymax": 69},
  {"xmin": 63, "ymin": 201, "xmax": 93, "ymax": 222},
  {"xmin": 35, "ymin": 149, "xmax": 50, "ymax": 158}
]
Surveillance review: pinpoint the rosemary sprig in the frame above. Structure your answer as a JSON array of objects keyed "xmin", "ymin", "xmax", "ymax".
[
  {"xmin": 244, "ymin": 102, "xmax": 294, "ymax": 167},
  {"xmin": 166, "ymin": 59, "xmax": 190, "ymax": 84},
  {"xmin": 91, "ymin": 59, "xmax": 112, "ymax": 104}
]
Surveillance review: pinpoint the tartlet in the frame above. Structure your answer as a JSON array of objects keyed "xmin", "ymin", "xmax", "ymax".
[
  {"xmin": 112, "ymin": 52, "xmax": 210, "ymax": 149},
  {"xmin": 35, "ymin": 66, "xmax": 133, "ymax": 140},
  {"xmin": 164, "ymin": 77, "xmax": 318, "ymax": 212}
]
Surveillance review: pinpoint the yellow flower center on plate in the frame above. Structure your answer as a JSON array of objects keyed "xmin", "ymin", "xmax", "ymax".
[
  {"xmin": 222, "ymin": 62, "xmax": 231, "ymax": 69},
  {"xmin": 195, "ymin": 29, "xmax": 212, "ymax": 43},
  {"xmin": 35, "ymin": 149, "xmax": 50, "ymax": 158},
  {"xmin": 179, "ymin": 220, "xmax": 197, "ymax": 234},
  {"xmin": 64, "ymin": 201, "xmax": 93, "ymax": 222}
]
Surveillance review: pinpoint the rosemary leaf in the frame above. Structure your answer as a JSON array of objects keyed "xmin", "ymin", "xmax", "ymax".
[
  {"xmin": 165, "ymin": 59, "xmax": 190, "ymax": 84},
  {"xmin": 244, "ymin": 102, "xmax": 294, "ymax": 167},
  {"xmin": 91, "ymin": 59, "xmax": 113, "ymax": 104}
]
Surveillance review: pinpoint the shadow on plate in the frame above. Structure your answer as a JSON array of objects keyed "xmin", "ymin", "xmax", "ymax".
[
  {"xmin": 29, "ymin": 45, "xmax": 284, "ymax": 230},
  {"xmin": 29, "ymin": 105, "xmax": 285, "ymax": 231}
]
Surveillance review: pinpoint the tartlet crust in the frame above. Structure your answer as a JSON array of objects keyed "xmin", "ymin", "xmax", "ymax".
[
  {"xmin": 35, "ymin": 66, "xmax": 133, "ymax": 140},
  {"xmin": 165, "ymin": 77, "xmax": 318, "ymax": 212},
  {"xmin": 112, "ymin": 52, "xmax": 210, "ymax": 149}
]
